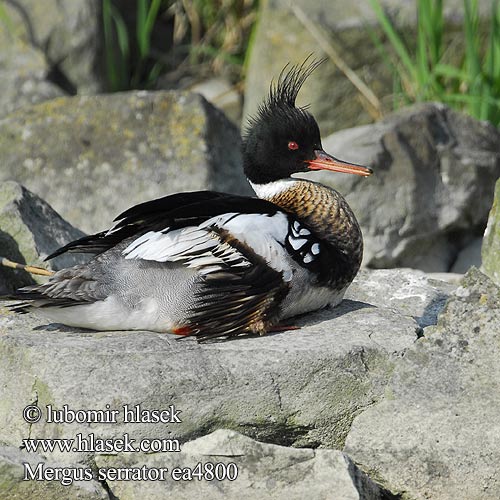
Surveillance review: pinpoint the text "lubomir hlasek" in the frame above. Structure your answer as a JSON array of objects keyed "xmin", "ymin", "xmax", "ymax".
[{"xmin": 42, "ymin": 404, "xmax": 182, "ymax": 424}]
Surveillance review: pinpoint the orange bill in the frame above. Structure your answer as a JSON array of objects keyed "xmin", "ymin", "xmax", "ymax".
[{"xmin": 307, "ymin": 150, "xmax": 372, "ymax": 177}]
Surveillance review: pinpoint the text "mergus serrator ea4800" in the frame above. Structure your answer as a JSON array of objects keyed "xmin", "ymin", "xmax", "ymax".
[{"xmin": 13, "ymin": 59, "xmax": 373, "ymax": 341}]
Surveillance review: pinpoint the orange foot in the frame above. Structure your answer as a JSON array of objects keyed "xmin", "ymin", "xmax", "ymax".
[{"xmin": 171, "ymin": 326, "xmax": 193, "ymax": 336}]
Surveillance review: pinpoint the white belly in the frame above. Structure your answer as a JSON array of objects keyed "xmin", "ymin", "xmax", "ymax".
[{"xmin": 35, "ymin": 295, "xmax": 175, "ymax": 332}]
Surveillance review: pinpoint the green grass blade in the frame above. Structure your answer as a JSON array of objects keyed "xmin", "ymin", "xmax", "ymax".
[
  {"xmin": 416, "ymin": 0, "xmax": 429, "ymax": 96},
  {"xmin": 463, "ymin": 0, "xmax": 482, "ymax": 116},
  {"xmin": 136, "ymin": 0, "xmax": 148, "ymax": 60},
  {"xmin": 0, "ymin": 2, "xmax": 14, "ymax": 35},
  {"xmin": 136, "ymin": 0, "xmax": 162, "ymax": 61},
  {"xmin": 103, "ymin": 0, "xmax": 120, "ymax": 91},
  {"xmin": 434, "ymin": 63, "xmax": 467, "ymax": 80},
  {"xmin": 111, "ymin": 7, "xmax": 130, "ymax": 86},
  {"xmin": 485, "ymin": 0, "xmax": 500, "ymax": 121},
  {"xmin": 144, "ymin": 0, "xmax": 162, "ymax": 43},
  {"xmin": 370, "ymin": 0, "xmax": 416, "ymax": 81}
]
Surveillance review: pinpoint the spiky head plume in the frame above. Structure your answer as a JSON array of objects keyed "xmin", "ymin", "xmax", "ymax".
[
  {"xmin": 267, "ymin": 57, "xmax": 324, "ymax": 109},
  {"xmin": 242, "ymin": 57, "xmax": 325, "ymax": 184},
  {"xmin": 245, "ymin": 56, "xmax": 325, "ymax": 133}
]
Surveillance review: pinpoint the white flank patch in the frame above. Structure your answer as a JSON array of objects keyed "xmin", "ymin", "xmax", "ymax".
[
  {"xmin": 37, "ymin": 296, "xmax": 171, "ymax": 332},
  {"xmin": 203, "ymin": 211, "xmax": 293, "ymax": 281},
  {"xmin": 122, "ymin": 211, "xmax": 294, "ymax": 281}
]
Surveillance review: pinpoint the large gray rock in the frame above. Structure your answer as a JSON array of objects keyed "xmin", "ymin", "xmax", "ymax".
[
  {"xmin": 3, "ymin": 0, "xmax": 102, "ymax": 95},
  {"xmin": 0, "ymin": 36, "xmax": 63, "ymax": 117},
  {"xmin": 95, "ymin": 429, "xmax": 393, "ymax": 500},
  {"xmin": 344, "ymin": 268, "xmax": 500, "ymax": 499},
  {"xmin": 0, "ymin": 444, "xmax": 107, "ymax": 500},
  {"xmin": 303, "ymin": 103, "xmax": 500, "ymax": 272},
  {"xmin": 0, "ymin": 181, "xmax": 86, "ymax": 294},
  {"xmin": 243, "ymin": 0, "xmax": 491, "ymax": 134},
  {"xmin": 482, "ymin": 178, "xmax": 500, "ymax": 286},
  {"xmin": 0, "ymin": 91, "xmax": 251, "ymax": 233},
  {"xmin": 0, "ymin": 268, "xmax": 452, "ymax": 469}
]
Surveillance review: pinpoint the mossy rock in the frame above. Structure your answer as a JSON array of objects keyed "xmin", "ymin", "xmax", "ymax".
[
  {"xmin": 482, "ymin": 178, "xmax": 500, "ymax": 285},
  {"xmin": 0, "ymin": 91, "xmax": 251, "ymax": 234}
]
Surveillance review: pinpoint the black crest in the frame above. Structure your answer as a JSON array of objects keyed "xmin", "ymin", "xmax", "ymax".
[
  {"xmin": 267, "ymin": 56, "xmax": 325, "ymax": 109},
  {"xmin": 243, "ymin": 56, "xmax": 325, "ymax": 143}
]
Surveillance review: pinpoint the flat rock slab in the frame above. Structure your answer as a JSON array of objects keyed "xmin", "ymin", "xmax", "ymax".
[
  {"xmin": 95, "ymin": 429, "xmax": 394, "ymax": 500},
  {"xmin": 0, "ymin": 268, "xmax": 453, "ymax": 471},
  {"xmin": 345, "ymin": 268, "xmax": 500, "ymax": 499},
  {"xmin": 0, "ymin": 444, "xmax": 107, "ymax": 500},
  {"xmin": 0, "ymin": 91, "xmax": 250, "ymax": 233},
  {"xmin": 345, "ymin": 268, "xmax": 456, "ymax": 328}
]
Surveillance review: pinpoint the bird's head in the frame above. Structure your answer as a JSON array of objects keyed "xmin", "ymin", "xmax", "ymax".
[{"xmin": 242, "ymin": 59, "xmax": 372, "ymax": 185}]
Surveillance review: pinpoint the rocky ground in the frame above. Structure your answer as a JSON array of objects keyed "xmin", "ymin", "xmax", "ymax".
[
  {"xmin": 1, "ymin": 258, "xmax": 499, "ymax": 499},
  {"xmin": 0, "ymin": 266, "xmax": 452, "ymax": 500},
  {"xmin": 1, "ymin": 186, "xmax": 499, "ymax": 499},
  {"xmin": 1, "ymin": 1, "xmax": 500, "ymax": 499}
]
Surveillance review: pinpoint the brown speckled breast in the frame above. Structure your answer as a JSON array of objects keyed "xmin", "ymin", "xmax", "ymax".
[{"xmin": 268, "ymin": 180, "xmax": 363, "ymax": 287}]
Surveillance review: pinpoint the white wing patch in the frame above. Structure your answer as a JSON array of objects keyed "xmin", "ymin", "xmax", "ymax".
[{"xmin": 122, "ymin": 212, "xmax": 293, "ymax": 281}]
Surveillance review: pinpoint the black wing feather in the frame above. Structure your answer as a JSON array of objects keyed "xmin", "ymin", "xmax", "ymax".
[{"xmin": 46, "ymin": 191, "xmax": 279, "ymax": 261}]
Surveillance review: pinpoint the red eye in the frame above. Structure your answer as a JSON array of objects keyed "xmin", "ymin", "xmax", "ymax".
[{"xmin": 288, "ymin": 141, "xmax": 299, "ymax": 151}]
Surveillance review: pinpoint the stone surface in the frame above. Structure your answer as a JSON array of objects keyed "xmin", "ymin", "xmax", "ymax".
[
  {"xmin": 482, "ymin": 178, "xmax": 500, "ymax": 286},
  {"xmin": 95, "ymin": 429, "xmax": 393, "ymax": 500},
  {"xmin": 243, "ymin": 0, "xmax": 489, "ymax": 135},
  {"xmin": 344, "ymin": 268, "xmax": 500, "ymax": 499},
  {"xmin": 0, "ymin": 91, "xmax": 251, "ymax": 233},
  {"xmin": 0, "ymin": 181, "xmax": 86, "ymax": 294},
  {"xmin": 345, "ymin": 268, "xmax": 456, "ymax": 329},
  {"xmin": 0, "ymin": 268, "xmax": 453, "ymax": 469},
  {"xmin": 189, "ymin": 78, "xmax": 242, "ymax": 125},
  {"xmin": 302, "ymin": 103, "xmax": 500, "ymax": 272},
  {"xmin": 2, "ymin": 0, "xmax": 102, "ymax": 95},
  {"xmin": 0, "ymin": 444, "xmax": 107, "ymax": 500},
  {"xmin": 0, "ymin": 36, "xmax": 63, "ymax": 117}
]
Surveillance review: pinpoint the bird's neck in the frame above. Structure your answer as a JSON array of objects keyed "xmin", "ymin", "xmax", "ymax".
[{"xmin": 250, "ymin": 178, "xmax": 363, "ymax": 277}]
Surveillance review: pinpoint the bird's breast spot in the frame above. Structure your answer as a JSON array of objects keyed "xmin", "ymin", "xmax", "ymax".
[
  {"xmin": 289, "ymin": 237, "xmax": 307, "ymax": 250},
  {"xmin": 303, "ymin": 253, "xmax": 315, "ymax": 264}
]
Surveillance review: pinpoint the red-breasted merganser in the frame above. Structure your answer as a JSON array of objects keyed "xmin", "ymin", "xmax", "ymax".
[{"xmin": 13, "ymin": 60, "xmax": 372, "ymax": 341}]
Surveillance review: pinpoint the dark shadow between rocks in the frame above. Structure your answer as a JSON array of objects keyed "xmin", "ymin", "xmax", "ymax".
[
  {"xmin": 415, "ymin": 291, "xmax": 450, "ymax": 329},
  {"xmin": 0, "ymin": 230, "xmax": 36, "ymax": 294}
]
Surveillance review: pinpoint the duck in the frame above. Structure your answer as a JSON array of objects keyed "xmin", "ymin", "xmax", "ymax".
[{"xmin": 11, "ymin": 59, "xmax": 372, "ymax": 341}]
